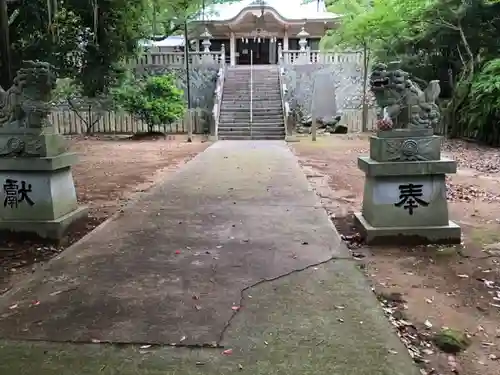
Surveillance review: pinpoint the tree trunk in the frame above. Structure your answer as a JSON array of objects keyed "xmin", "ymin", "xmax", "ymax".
[
  {"xmin": 0, "ymin": 0, "xmax": 12, "ymax": 89},
  {"xmin": 361, "ymin": 42, "xmax": 369, "ymax": 132}
]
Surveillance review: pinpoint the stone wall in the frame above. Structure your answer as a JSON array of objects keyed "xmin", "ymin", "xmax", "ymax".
[
  {"xmin": 137, "ymin": 65, "xmax": 219, "ymax": 110},
  {"xmin": 282, "ymin": 62, "xmax": 376, "ymax": 120}
]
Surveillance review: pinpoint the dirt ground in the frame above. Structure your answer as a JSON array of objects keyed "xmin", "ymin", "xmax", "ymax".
[
  {"xmin": 290, "ymin": 135, "xmax": 500, "ymax": 375},
  {"xmin": 0, "ymin": 134, "xmax": 210, "ymax": 294}
]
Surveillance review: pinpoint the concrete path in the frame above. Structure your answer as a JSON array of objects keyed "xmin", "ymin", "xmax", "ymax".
[{"xmin": 0, "ymin": 141, "xmax": 419, "ymax": 375}]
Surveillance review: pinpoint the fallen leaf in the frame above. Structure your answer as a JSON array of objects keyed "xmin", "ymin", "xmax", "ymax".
[
  {"xmin": 140, "ymin": 345, "xmax": 151, "ymax": 349},
  {"xmin": 231, "ymin": 306, "xmax": 240, "ymax": 311},
  {"xmin": 8, "ymin": 304, "xmax": 18, "ymax": 310},
  {"xmin": 222, "ymin": 349, "xmax": 233, "ymax": 355},
  {"xmin": 175, "ymin": 250, "xmax": 181, "ymax": 254},
  {"xmin": 180, "ymin": 336, "xmax": 186, "ymax": 342}
]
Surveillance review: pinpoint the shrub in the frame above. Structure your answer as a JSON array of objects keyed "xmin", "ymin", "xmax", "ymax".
[
  {"xmin": 114, "ymin": 73, "xmax": 186, "ymax": 133},
  {"xmin": 457, "ymin": 59, "xmax": 500, "ymax": 145}
]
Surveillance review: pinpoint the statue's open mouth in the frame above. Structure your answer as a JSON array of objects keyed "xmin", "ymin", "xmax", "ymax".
[{"xmin": 371, "ymin": 77, "xmax": 390, "ymax": 89}]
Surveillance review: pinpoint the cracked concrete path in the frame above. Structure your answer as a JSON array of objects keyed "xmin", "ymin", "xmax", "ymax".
[{"xmin": 0, "ymin": 141, "xmax": 419, "ymax": 374}]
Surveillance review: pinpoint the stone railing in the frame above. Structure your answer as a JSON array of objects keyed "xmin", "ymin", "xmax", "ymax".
[
  {"xmin": 282, "ymin": 49, "xmax": 363, "ymax": 65},
  {"xmin": 134, "ymin": 50, "xmax": 225, "ymax": 67},
  {"xmin": 211, "ymin": 65, "xmax": 226, "ymax": 140}
]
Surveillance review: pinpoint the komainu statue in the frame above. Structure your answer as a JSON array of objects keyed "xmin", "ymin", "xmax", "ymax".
[
  {"xmin": 0, "ymin": 61, "xmax": 57, "ymax": 129},
  {"xmin": 370, "ymin": 61, "xmax": 441, "ymax": 130}
]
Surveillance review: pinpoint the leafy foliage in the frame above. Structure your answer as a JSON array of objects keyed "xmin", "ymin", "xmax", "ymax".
[
  {"xmin": 4, "ymin": 0, "xmax": 149, "ymax": 95},
  {"xmin": 143, "ymin": 0, "xmax": 238, "ymax": 40},
  {"xmin": 457, "ymin": 59, "xmax": 500, "ymax": 144},
  {"xmin": 113, "ymin": 74, "xmax": 186, "ymax": 133},
  {"xmin": 320, "ymin": 0, "xmax": 500, "ymax": 144},
  {"xmin": 2, "ymin": 0, "xmax": 235, "ymax": 94}
]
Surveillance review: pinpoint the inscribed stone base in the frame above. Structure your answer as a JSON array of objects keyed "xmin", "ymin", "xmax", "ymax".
[
  {"xmin": 361, "ymin": 174, "xmax": 449, "ymax": 227},
  {"xmin": 0, "ymin": 153, "xmax": 87, "ymax": 239},
  {"xmin": 354, "ymin": 213, "xmax": 461, "ymax": 245}
]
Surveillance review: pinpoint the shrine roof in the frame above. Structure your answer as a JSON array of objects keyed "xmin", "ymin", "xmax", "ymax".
[{"xmin": 196, "ymin": 0, "xmax": 340, "ymax": 22}]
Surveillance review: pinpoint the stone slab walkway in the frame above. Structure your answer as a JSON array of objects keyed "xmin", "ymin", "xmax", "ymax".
[{"xmin": 0, "ymin": 141, "xmax": 419, "ymax": 375}]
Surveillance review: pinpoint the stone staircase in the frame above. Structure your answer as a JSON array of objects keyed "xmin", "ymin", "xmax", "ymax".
[{"xmin": 218, "ymin": 66, "xmax": 285, "ymax": 140}]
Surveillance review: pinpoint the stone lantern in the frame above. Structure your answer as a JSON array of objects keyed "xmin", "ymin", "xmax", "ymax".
[
  {"xmin": 200, "ymin": 28, "xmax": 212, "ymax": 53},
  {"xmin": 297, "ymin": 26, "xmax": 310, "ymax": 64},
  {"xmin": 297, "ymin": 27, "xmax": 309, "ymax": 52}
]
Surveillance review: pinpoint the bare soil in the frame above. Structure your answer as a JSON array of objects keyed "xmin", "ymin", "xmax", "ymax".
[
  {"xmin": 0, "ymin": 134, "xmax": 210, "ymax": 294},
  {"xmin": 290, "ymin": 135, "xmax": 500, "ymax": 375}
]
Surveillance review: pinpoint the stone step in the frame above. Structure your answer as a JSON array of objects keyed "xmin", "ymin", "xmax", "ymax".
[
  {"xmin": 223, "ymin": 85, "xmax": 280, "ymax": 90},
  {"xmin": 224, "ymin": 80, "xmax": 278, "ymax": 84},
  {"xmin": 219, "ymin": 125, "xmax": 284, "ymax": 131},
  {"xmin": 221, "ymin": 100, "xmax": 282, "ymax": 105},
  {"xmin": 220, "ymin": 111, "xmax": 283, "ymax": 118},
  {"xmin": 223, "ymin": 87, "xmax": 280, "ymax": 92},
  {"xmin": 224, "ymin": 88, "xmax": 280, "ymax": 92},
  {"xmin": 223, "ymin": 92, "xmax": 281, "ymax": 96},
  {"xmin": 220, "ymin": 105, "xmax": 283, "ymax": 111},
  {"xmin": 220, "ymin": 112, "xmax": 283, "ymax": 121},
  {"xmin": 219, "ymin": 135, "xmax": 285, "ymax": 140},
  {"xmin": 219, "ymin": 122, "xmax": 285, "ymax": 129},
  {"xmin": 222, "ymin": 97, "xmax": 282, "ymax": 102},
  {"xmin": 226, "ymin": 73, "xmax": 277, "ymax": 78},
  {"xmin": 218, "ymin": 130, "xmax": 285, "ymax": 137},
  {"xmin": 219, "ymin": 120, "xmax": 284, "ymax": 126},
  {"xmin": 219, "ymin": 122, "xmax": 284, "ymax": 128}
]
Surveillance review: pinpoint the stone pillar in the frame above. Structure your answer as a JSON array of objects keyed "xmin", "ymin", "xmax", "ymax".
[
  {"xmin": 0, "ymin": 61, "xmax": 87, "ymax": 240},
  {"xmin": 220, "ymin": 44, "xmax": 226, "ymax": 66},
  {"xmin": 278, "ymin": 42, "xmax": 283, "ymax": 64},
  {"xmin": 230, "ymin": 31, "xmax": 236, "ymax": 66},
  {"xmin": 283, "ymin": 29, "xmax": 289, "ymax": 51}
]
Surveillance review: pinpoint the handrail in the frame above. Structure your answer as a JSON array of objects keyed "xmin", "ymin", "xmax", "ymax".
[
  {"xmin": 212, "ymin": 64, "xmax": 226, "ymax": 140},
  {"xmin": 250, "ymin": 49, "xmax": 253, "ymax": 140},
  {"xmin": 277, "ymin": 65, "xmax": 290, "ymax": 137}
]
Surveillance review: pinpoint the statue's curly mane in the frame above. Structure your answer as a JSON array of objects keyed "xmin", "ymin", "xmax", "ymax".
[
  {"xmin": 369, "ymin": 62, "xmax": 441, "ymax": 130},
  {"xmin": 0, "ymin": 61, "xmax": 57, "ymax": 128}
]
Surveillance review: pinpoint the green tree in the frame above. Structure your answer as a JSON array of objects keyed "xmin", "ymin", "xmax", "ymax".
[
  {"xmin": 318, "ymin": 0, "xmax": 500, "ymax": 142},
  {"xmin": 2, "ymin": 0, "xmax": 149, "ymax": 93},
  {"xmin": 113, "ymin": 74, "xmax": 186, "ymax": 133},
  {"xmin": 143, "ymin": 0, "xmax": 238, "ymax": 41}
]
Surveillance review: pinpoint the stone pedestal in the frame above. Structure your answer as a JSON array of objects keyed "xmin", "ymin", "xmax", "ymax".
[
  {"xmin": 354, "ymin": 129, "xmax": 461, "ymax": 245},
  {"xmin": 0, "ymin": 130, "xmax": 87, "ymax": 240}
]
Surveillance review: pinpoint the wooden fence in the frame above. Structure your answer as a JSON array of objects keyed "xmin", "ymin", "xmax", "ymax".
[{"xmin": 49, "ymin": 108, "xmax": 211, "ymax": 135}]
